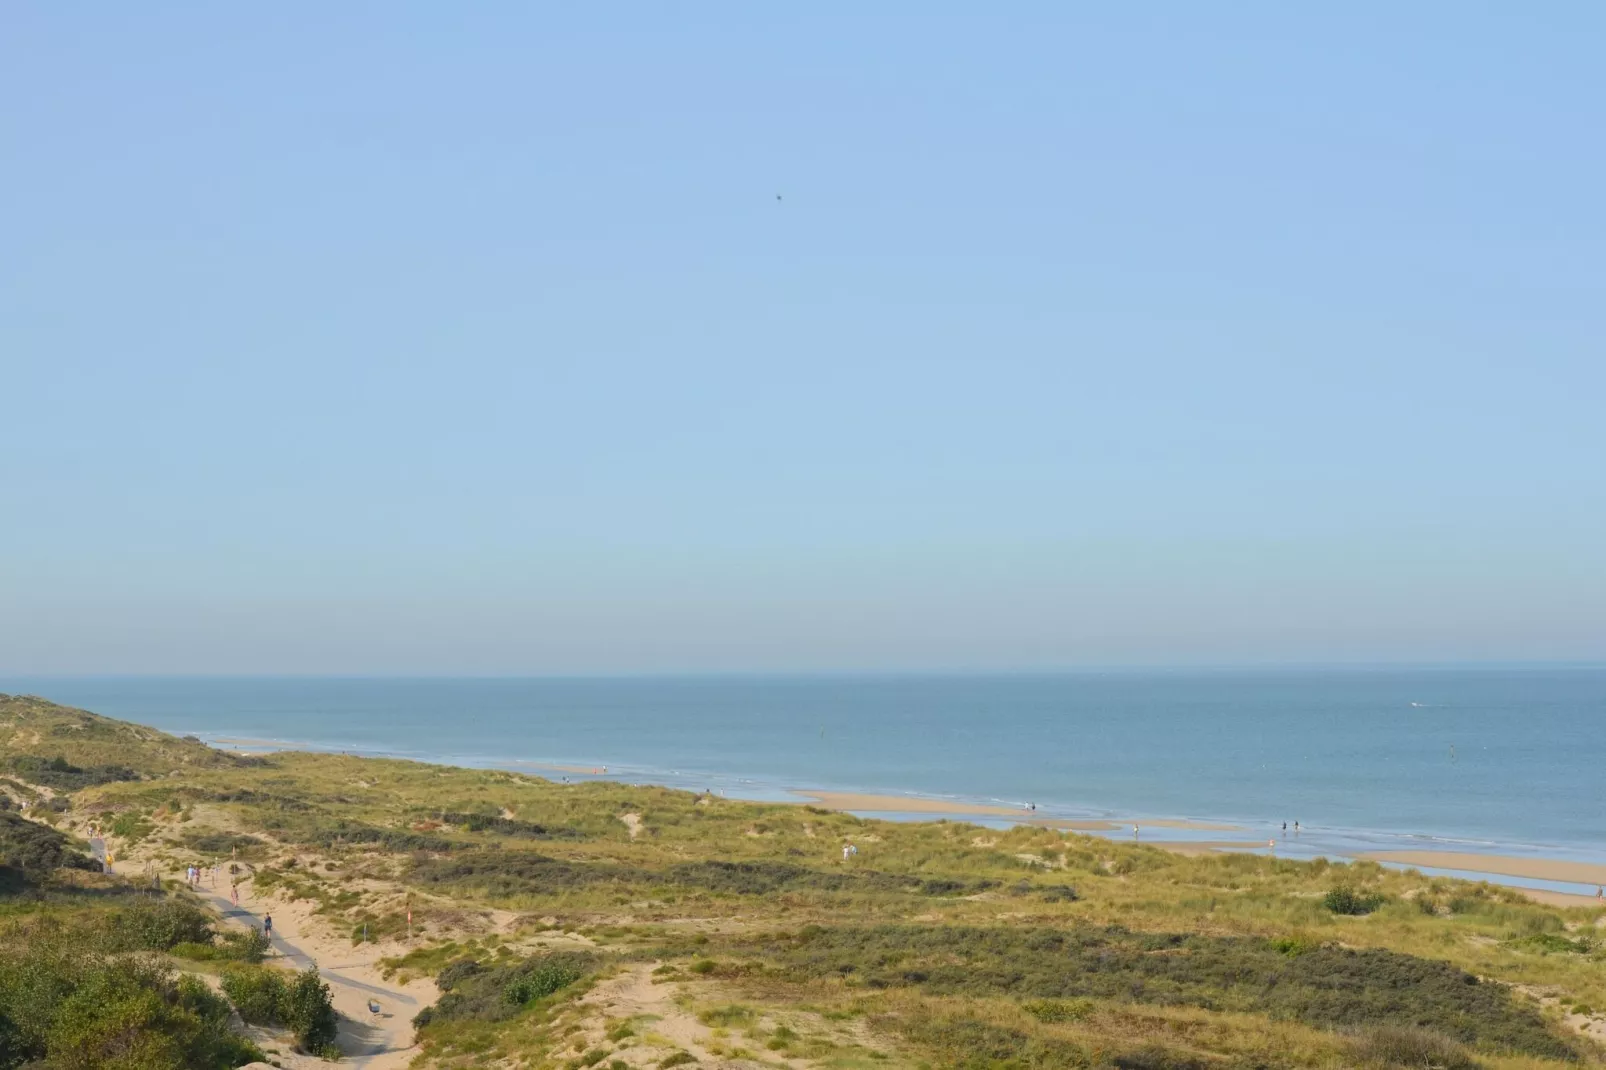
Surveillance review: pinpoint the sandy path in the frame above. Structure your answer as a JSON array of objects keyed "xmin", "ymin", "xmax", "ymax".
[{"xmin": 192, "ymin": 882, "xmax": 436, "ymax": 1068}]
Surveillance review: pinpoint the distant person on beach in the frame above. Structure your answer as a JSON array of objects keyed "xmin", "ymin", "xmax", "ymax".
[
  {"xmin": 1133, "ymin": 825, "xmax": 1140, "ymax": 840},
  {"xmin": 1294, "ymin": 821, "xmax": 1300, "ymax": 834},
  {"xmin": 263, "ymin": 913, "xmax": 273, "ymax": 936},
  {"xmin": 1282, "ymin": 822, "xmax": 1287, "ymax": 832}
]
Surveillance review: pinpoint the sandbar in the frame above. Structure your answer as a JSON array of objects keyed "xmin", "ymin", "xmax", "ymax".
[{"xmin": 1362, "ymin": 851, "xmax": 1606, "ymax": 888}]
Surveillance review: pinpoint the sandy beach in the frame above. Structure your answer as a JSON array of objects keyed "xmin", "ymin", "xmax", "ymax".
[
  {"xmin": 1362, "ymin": 851, "xmax": 1606, "ymax": 889},
  {"xmin": 790, "ymin": 791, "xmax": 1243, "ymax": 831}
]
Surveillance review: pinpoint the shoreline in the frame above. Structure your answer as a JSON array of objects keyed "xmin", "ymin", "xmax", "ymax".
[{"xmin": 210, "ymin": 733, "xmax": 1606, "ymax": 910}]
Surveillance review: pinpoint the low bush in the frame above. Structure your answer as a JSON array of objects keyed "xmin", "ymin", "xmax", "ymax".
[
  {"xmin": 1348, "ymin": 1025, "xmax": 1483, "ymax": 1070},
  {"xmin": 181, "ymin": 831, "xmax": 264, "ymax": 856},
  {"xmin": 733, "ymin": 924, "xmax": 1573, "ymax": 1059},
  {"xmin": 0, "ymin": 934, "xmax": 264, "ymax": 1069},
  {"xmin": 0, "ymin": 811, "xmax": 99, "ymax": 878},
  {"xmin": 221, "ymin": 964, "xmax": 336, "ymax": 1053},
  {"xmin": 1324, "ymin": 885, "xmax": 1386, "ymax": 915},
  {"xmin": 413, "ymin": 951, "xmax": 596, "ymax": 1028},
  {"xmin": 1022, "ymin": 997, "xmax": 1094, "ymax": 1023},
  {"xmin": 100, "ymin": 900, "xmax": 215, "ymax": 953},
  {"xmin": 221, "ymin": 965, "xmax": 287, "ymax": 1026},
  {"xmin": 2, "ymin": 755, "xmax": 139, "ymax": 793}
]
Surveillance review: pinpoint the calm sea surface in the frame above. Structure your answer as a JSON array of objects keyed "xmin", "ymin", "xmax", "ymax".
[{"xmin": 5, "ymin": 670, "xmax": 1603, "ymax": 869}]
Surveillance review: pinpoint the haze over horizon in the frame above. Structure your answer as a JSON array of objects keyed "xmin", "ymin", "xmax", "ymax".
[{"xmin": 4, "ymin": 6, "xmax": 1603, "ymax": 675}]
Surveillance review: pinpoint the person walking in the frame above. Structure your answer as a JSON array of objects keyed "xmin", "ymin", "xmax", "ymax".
[{"xmin": 263, "ymin": 913, "xmax": 273, "ymax": 937}]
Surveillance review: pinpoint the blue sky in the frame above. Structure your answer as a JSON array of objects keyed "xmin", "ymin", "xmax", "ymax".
[{"xmin": 3, "ymin": 4, "xmax": 1602, "ymax": 673}]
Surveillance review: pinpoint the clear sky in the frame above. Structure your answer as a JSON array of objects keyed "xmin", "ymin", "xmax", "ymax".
[{"xmin": 3, "ymin": 5, "xmax": 1602, "ymax": 674}]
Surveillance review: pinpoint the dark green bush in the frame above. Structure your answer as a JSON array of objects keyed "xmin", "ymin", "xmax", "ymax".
[
  {"xmin": 1324, "ymin": 886, "xmax": 1386, "ymax": 915},
  {"xmin": 280, "ymin": 969, "xmax": 338, "ymax": 1053},
  {"xmin": 100, "ymin": 900, "xmax": 215, "ymax": 952},
  {"xmin": 413, "ymin": 951, "xmax": 595, "ymax": 1027},
  {"xmin": 221, "ymin": 965, "xmax": 287, "ymax": 1025},
  {"xmin": 0, "ymin": 938, "xmax": 264, "ymax": 1069},
  {"xmin": 180, "ymin": 831, "xmax": 264, "ymax": 856},
  {"xmin": 0, "ymin": 811, "xmax": 98, "ymax": 877},
  {"xmin": 431, "ymin": 811, "xmax": 582, "ymax": 839},
  {"xmin": 219, "ymin": 964, "xmax": 335, "ymax": 1053},
  {"xmin": 2, "ymin": 756, "xmax": 138, "ymax": 792}
]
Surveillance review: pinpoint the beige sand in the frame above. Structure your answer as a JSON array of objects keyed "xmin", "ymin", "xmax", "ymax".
[
  {"xmin": 194, "ymin": 875, "xmax": 437, "ymax": 1069},
  {"xmin": 1515, "ymin": 888, "xmax": 1605, "ymax": 909},
  {"xmin": 791, "ymin": 792, "xmax": 1242, "ymax": 831},
  {"xmin": 1362, "ymin": 851, "xmax": 1606, "ymax": 889}
]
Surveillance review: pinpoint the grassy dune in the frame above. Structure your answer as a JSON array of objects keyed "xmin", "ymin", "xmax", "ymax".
[{"xmin": 4, "ymin": 694, "xmax": 1606, "ymax": 1070}]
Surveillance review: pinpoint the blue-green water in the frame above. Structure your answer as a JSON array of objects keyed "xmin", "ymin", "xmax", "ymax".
[{"xmin": 5, "ymin": 669, "xmax": 1603, "ymax": 885}]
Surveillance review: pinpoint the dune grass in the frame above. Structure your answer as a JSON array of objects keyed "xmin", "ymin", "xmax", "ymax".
[{"xmin": 7, "ymin": 695, "xmax": 1606, "ymax": 1068}]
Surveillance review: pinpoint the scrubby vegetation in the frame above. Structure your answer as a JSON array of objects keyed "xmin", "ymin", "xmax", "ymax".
[
  {"xmin": 6, "ymin": 693, "xmax": 1606, "ymax": 1070},
  {"xmin": 0, "ymin": 901, "xmax": 269, "ymax": 1068},
  {"xmin": 413, "ymin": 951, "xmax": 597, "ymax": 1027},
  {"xmin": 221, "ymin": 965, "xmax": 339, "ymax": 1054}
]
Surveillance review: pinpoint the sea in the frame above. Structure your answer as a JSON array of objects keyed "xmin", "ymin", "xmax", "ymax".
[{"xmin": 5, "ymin": 668, "xmax": 1604, "ymax": 896}]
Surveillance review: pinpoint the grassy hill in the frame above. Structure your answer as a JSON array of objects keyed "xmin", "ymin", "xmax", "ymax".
[
  {"xmin": 0, "ymin": 693, "xmax": 246, "ymax": 781},
  {"xmin": 6, "ymin": 700, "xmax": 1606, "ymax": 1070}
]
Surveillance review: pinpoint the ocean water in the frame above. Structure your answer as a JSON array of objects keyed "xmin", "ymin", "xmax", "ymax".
[{"xmin": 6, "ymin": 669, "xmax": 1604, "ymax": 879}]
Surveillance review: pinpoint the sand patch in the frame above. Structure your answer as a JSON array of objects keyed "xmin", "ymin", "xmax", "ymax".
[
  {"xmin": 619, "ymin": 812, "xmax": 643, "ymax": 839},
  {"xmin": 1363, "ymin": 851, "xmax": 1606, "ymax": 890}
]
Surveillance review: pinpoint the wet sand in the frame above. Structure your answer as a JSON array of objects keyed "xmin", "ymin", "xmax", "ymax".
[
  {"xmin": 791, "ymin": 792, "xmax": 1241, "ymax": 830},
  {"xmin": 1362, "ymin": 851, "xmax": 1606, "ymax": 889}
]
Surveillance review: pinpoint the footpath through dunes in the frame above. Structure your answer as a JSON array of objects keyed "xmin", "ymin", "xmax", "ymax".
[
  {"xmin": 15, "ymin": 695, "xmax": 1606, "ymax": 1069},
  {"xmin": 190, "ymin": 874, "xmax": 438, "ymax": 1069}
]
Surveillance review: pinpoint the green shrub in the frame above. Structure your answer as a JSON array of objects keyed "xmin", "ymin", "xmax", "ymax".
[
  {"xmin": 221, "ymin": 965, "xmax": 288, "ymax": 1025},
  {"xmin": 1022, "ymin": 997, "xmax": 1094, "ymax": 1022},
  {"xmin": 503, "ymin": 959, "xmax": 583, "ymax": 1006},
  {"xmin": 1324, "ymin": 885, "xmax": 1386, "ymax": 915},
  {"xmin": 101, "ymin": 900, "xmax": 215, "ymax": 952},
  {"xmin": 658, "ymin": 1053, "xmax": 697, "ymax": 1068},
  {"xmin": 0, "ymin": 811, "xmax": 98, "ymax": 876},
  {"xmin": 280, "ymin": 969, "xmax": 338, "ymax": 1053},
  {"xmin": 1269, "ymin": 935, "xmax": 1318, "ymax": 957},
  {"xmin": 414, "ymin": 951, "xmax": 595, "ymax": 1027},
  {"xmin": 1348, "ymin": 1025, "xmax": 1482, "ymax": 1070},
  {"xmin": 3, "ymin": 755, "xmax": 138, "ymax": 792},
  {"xmin": 110, "ymin": 811, "xmax": 153, "ymax": 843}
]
